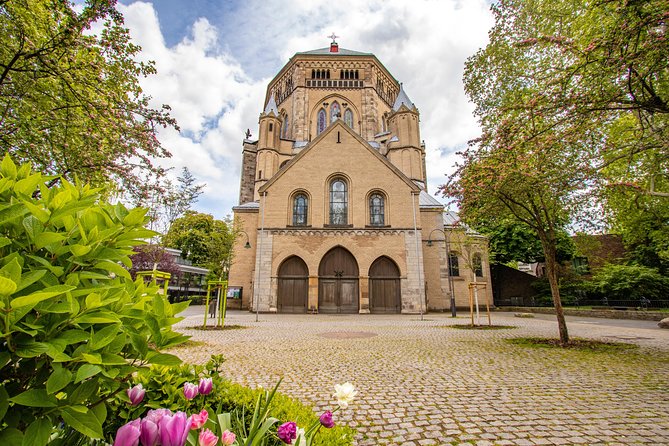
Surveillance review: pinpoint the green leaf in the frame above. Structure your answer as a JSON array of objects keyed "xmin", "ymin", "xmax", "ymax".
[
  {"xmin": 74, "ymin": 311, "xmax": 121, "ymax": 324},
  {"xmin": 69, "ymin": 244, "xmax": 92, "ymax": 257},
  {"xmin": 146, "ymin": 352, "xmax": 181, "ymax": 366},
  {"xmin": 0, "ymin": 203, "xmax": 27, "ymax": 225},
  {"xmin": 0, "ymin": 427, "xmax": 23, "ymax": 446},
  {"xmin": 61, "ymin": 407, "xmax": 103, "ymax": 439},
  {"xmin": 46, "ymin": 368, "xmax": 72, "ymax": 394},
  {"xmin": 1, "ymin": 155, "xmax": 17, "ymax": 179},
  {"xmin": 122, "ymin": 207, "xmax": 147, "ymax": 226},
  {"xmin": 15, "ymin": 342, "xmax": 50, "ymax": 358},
  {"xmin": 13, "ymin": 174, "xmax": 42, "ymax": 197},
  {"xmin": 128, "ymin": 333, "xmax": 148, "ymax": 357},
  {"xmin": 22, "ymin": 215, "xmax": 42, "ymax": 240},
  {"xmin": 91, "ymin": 402, "xmax": 107, "ymax": 425},
  {"xmin": 15, "ymin": 270, "xmax": 46, "ymax": 294},
  {"xmin": 10, "ymin": 389, "xmax": 57, "ymax": 408},
  {"xmin": 22, "ymin": 203, "xmax": 50, "ymax": 224},
  {"xmin": 90, "ymin": 324, "xmax": 120, "ymax": 350},
  {"xmin": 11, "ymin": 285, "xmax": 75, "ymax": 308},
  {"xmin": 75, "ymin": 364, "xmax": 101, "ymax": 383},
  {"xmin": 0, "ymin": 237, "xmax": 11, "ymax": 248},
  {"xmin": 0, "ymin": 276, "xmax": 17, "ymax": 296},
  {"xmin": 68, "ymin": 380, "xmax": 98, "ymax": 404},
  {"xmin": 34, "ymin": 232, "xmax": 65, "ymax": 249},
  {"xmin": 0, "ymin": 258, "xmax": 21, "ymax": 287},
  {"xmin": 0, "ymin": 385, "xmax": 9, "ymax": 422},
  {"xmin": 21, "ymin": 418, "xmax": 52, "ymax": 446},
  {"xmin": 94, "ymin": 261, "xmax": 131, "ymax": 280}
]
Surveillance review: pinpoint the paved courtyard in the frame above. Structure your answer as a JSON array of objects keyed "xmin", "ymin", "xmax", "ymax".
[{"xmin": 172, "ymin": 309, "xmax": 669, "ymax": 445}]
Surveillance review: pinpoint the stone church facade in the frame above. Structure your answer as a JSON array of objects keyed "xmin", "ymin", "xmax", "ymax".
[{"xmin": 228, "ymin": 40, "xmax": 493, "ymax": 314}]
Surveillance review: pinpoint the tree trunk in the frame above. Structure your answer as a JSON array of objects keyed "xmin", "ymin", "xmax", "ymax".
[{"xmin": 541, "ymin": 237, "xmax": 570, "ymax": 345}]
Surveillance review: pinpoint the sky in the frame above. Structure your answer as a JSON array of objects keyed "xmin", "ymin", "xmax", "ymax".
[{"xmin": 116, "ymin": 0, "xmax": 495, "ymax": 220}]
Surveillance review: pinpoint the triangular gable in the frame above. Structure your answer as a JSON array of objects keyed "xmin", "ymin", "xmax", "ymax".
[{"xmin": 259, "ymin": 120, "xmax": 420, "ymax": 194}]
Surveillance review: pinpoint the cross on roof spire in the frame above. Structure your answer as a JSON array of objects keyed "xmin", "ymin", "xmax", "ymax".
[{"xmin": 328, "ymin": 32, "xmax": 339, "ymax": 43}]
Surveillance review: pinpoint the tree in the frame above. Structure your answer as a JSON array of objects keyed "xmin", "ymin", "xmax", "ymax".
[
  {"xmin": 477, "ymin": 219, "xmax": 575, "ymax": 265},
  {"xmin": 162, "ymin": 211, "xmax": 235, "ymax": 279},
  {"xmin": 448, "ymin": 0, "xmax": 668, "ymax": 345},
  {"xmin": 0, "ymin": 0, "xmax": 177, "ymax": 199},
  {"xmin": 128, "ymin": 245, "xmax": 182, "ymax": 280},
  {"xmin": 158, "ymin": 167, "xmax": 205, "ymax": 233}
]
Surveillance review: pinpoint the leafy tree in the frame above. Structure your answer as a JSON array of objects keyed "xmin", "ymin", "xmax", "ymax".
[
  {"xmin": 449, "ymin": 0, "xmax": 667, "ymax": 344},
  {"xmin": 163, "ymin": 168, "xmax": 205, "ymax": 227},
  {"xmin": 477, "ymin": 220, "xmax": 575, "ymax": 265},
  {"xmin": 162, "ymin": 211, "xmax": 234, "ymax": 279},
  {"xmin": 0, "ymin": 156, "xmax": 188, "ymax": 444},
  {"xmin": 0, "ymin": 0, "xmax": 177, "ymax": 199},
  {"xmin": 128, "ymin": 245, "xmax": 182, "ymax": 280}
]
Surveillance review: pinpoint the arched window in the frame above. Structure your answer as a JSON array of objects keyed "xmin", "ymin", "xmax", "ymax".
[
  {"xmin": 282, "ymin": 115, "xmax": 289, "ymax": 138},
  {"xmin": 473, "ymin": 253, "xmax": 483, "ymax": 277},
  {"xmin": 329, "ymin": 179, "xmax": 348, "ymax": 225},
  {"xmin": 344, "ymin": 109, "xmax": 354, "ymax": 129},
  {"xmin": 330, "ymin": 102, "xmax": 341, "ymax": 123},
  {"xmin": 449, "ymin": 252, "xmax": 459, "ymax": 277},
  {"xmin": 293, "ymin": 194, "xmax": 308, "ymax": 226},
  {"xmin": 369, "ymin": 193, "xmax": 384, "ymax": 226},
  {"xmin": 317, "ymin": 108, "xmax": 326, "ymax": 134}
]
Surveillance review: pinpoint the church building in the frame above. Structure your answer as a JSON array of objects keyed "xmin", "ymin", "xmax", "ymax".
[{"xmin": 228, "ymin": 38, "xmax": 492, "ymax": 314}]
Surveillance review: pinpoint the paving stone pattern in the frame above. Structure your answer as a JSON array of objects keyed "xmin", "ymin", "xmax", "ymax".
[{"xmin": 173, "ymin": 311, "xmax": 669, "ymax": 446}]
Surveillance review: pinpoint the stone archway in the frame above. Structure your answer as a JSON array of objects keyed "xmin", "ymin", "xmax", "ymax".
[
  {"xmin": 318, "ymin": 247, "xmax": 359, "ymax": 314},
  {"xmin": 277, "ymin": 256, "xmax": 309, "ymax": 313},
  {"xmin": 369, "ymin": 256, "xmax": 401, "ymax": 314}
]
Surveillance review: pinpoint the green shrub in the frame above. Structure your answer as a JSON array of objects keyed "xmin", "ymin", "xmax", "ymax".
[
  {"xmin": 590, "ymin": 264, "xmax": 669, "ymax": 302},
  {"xmin": 127, "ymin": 359, "xmax": 356, "ymax": 446},
  {"xmin": 0, "ymin": 156, "xmax": 189, "ymax": 445}
]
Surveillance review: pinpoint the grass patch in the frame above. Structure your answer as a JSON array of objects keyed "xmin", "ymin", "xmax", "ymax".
[
  {"xmin": 508, "ymin": 337, "xmax": 638, "ymax": 352},
  {"xmin": 187, "ymin": 324, "xmax": 248, "ymax": 331},
  {"xmin": 446, "ymin": 324, "xmax": 517, "ymax": 330}
]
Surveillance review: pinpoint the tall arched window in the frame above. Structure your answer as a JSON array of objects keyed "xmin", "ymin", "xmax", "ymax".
[
  {"xmin": 329, "ymin": 179, "xmax": 348, "ymax": 225},
  {"xmin": 369, "ymin": 193, "xmax": 384, "ymax": 226},
  {"xmin": 344, "ymin": 109, "xmax": 354, "ymax": 129},
  {"xmin": 293, "ymin": 194, "xmax": 308, "ymax": 226},
  {"xmin": 473, "ymin": 253, "xmax": 483, "ymax": 277},
  {"xmin": 449, "ymin": 252, "xmax": 459, "ymax": 277},
  {"xmin": 317, "ymin": 108, "xmax": 326, "ymax": 134},
  {"xmin": 282, "ymin": 115, "xmax": 289, "ymax": 138},
  {"xmin": 330, "ymin": 102, "xmax": 341, "ymax": 123}
]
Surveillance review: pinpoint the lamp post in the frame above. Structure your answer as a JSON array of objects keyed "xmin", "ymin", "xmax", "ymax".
[{"xmin": 427, "ymin": 228, "xmax": 457, "ymax": 317}]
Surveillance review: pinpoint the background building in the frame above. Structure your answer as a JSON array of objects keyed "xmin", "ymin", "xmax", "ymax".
[{"xmin": 228, "ymin": 39, "xmax": 492, "ymax": 313}]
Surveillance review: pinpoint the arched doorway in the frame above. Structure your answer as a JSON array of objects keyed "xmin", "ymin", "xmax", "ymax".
[
  {"xmin": 318, "ymin": 247, "xmax": 359, "ymax": 314},
  {"xmin": 369, "ymin": 256, "xmax": 401, "ymax": 314},
  {"xmin": 277, "ymin": 256, "xmax": 308, "ymax": 313}
]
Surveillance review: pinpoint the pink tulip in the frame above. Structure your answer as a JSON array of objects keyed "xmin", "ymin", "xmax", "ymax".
[
  {"xmin": 221, "ymin": 430, "xmax": 236, "ymax": 445},
  {"xmin": 198, "ymin": 377, "xmax": 213, "ymax": 395},
  {"xmin": 183, "ymin": 382, "xmax": 199, "ymax": 400},
  {"xmin": 190, "ymin": 409, "xmax": 209, "ymax": 430},
  {"xmin": 319, "ymin": 410, "xmax": 335, "ymax": 428},
  {"xmin": 277, "ymin": 421, "xmax": 297, "ymax": 444},
  {"xmin": 139, "ymin": 418, "xmax": 159, "ymax": 446},
  {"xmin": 198, "ymin": 428, "xmax": 219, "ymax": 446},
  {"xmin": 113, "ymin": 419, "xmax": 141, "ymax": 446},
  {"xmin": 126, "ymin": 384, "xmax": 145, "ymax": 406},
  {"xmin": 159, "ymin": 411, "xmax": 192, "ymax": 446},
  {"xmin": 144, "ymin": 408, "xmax": 172, "ymax": 425}
]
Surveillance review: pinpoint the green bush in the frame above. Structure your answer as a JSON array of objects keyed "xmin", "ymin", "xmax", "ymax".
[
  {"xmin": 127, "ymin": 359, "xmax": 356, "ymax": 446},
  {"xmin": 0, "ymin": 156, "xmax": 189, "ymax": 445},
  {"xmin": 590, "ymin": 264, "xmax": 669, "ymax": 302}
]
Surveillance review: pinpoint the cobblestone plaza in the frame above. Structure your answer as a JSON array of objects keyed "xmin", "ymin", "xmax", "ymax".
[{"xmin": 173, "ymin": 310, "xmax": 669, "ymax": 445}]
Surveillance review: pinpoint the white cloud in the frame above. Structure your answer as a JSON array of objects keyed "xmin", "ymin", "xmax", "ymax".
[{"xmin": 119, "ymin": 0, "xmax": 492, "ymax": 218}]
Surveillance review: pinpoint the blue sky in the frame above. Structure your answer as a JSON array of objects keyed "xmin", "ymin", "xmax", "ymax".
[{"xmin": 115, "ymin": 0, "xmax": 494, "ymax": 223}]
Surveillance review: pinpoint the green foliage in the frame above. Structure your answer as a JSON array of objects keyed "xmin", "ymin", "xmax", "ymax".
[
  {"xmin": 478, "ymin": 220, "xmax": 575, "ymax": 264},
  {"xmin": 163, "ymin": 211, "xmax": 235, "ymax": 279},
  {"xmin": 590, "ymin": 264, "xmax": 669, "ymax": 303},
  {"xmin": 0, "ymin": 156, "xmax": 189, "ymax": 445},
  {"xmin": 126, "ymin": 359, "xmax": 355, "ymax": 446},
  {"xmin": 0, "ymin": 0, "xmax": 177, "ymax": 200}
]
